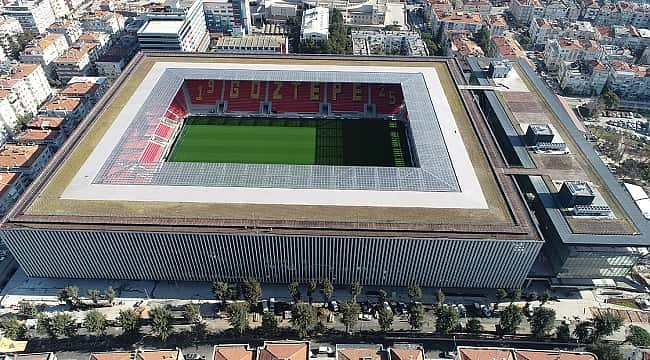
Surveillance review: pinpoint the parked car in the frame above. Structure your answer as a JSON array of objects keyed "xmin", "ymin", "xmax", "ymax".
[
  {"xmin": 329, "ymin": 300, "xmax": 339, "ymax": 312},
  {"xmin": 358, "ymin": 313, "xmax": 373, "ymax": 321},
  {"xmin": 269, "ymin": 297, "xmax": 276, "ymax": 312},
  {"xmin": 318, "ymin": 346, "xmax": 334, "ymax": 355},
  {"xmin": 261, "ymin": 299, "xmax": 269, "ymax": 313}
]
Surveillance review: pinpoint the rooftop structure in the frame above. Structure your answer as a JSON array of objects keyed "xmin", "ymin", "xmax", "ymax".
[
  {"xmin": 458, "ymin": 347, "xmax": 597, "ymax": 360},
  {"xmin": 301, "ymin": 7, "xmax": 329, "ymax": 42},
  {"xmin": 259, "ymin": 341, "xmax": 309, "ymax": 360},
  {"xmin": 0, "ymin": 53, "xmax": 542, "ymax": 287},
  {"xmin": 352, "ymin": 31, "xmax": 428, "ymax": 56},
  {"xmin": 213, "ymin": 35, "xmax": 287, "ymax": 54},
  {"xmin": 137, "ymin": 0, "xmax": 209, "ymax": 52}
]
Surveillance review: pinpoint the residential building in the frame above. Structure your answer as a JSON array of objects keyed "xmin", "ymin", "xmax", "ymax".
[
  {"xmin": 568, "ymin": 21, "xmax": 597, "ymax": 40},
  {"xmin": 558, "ymin": 60, "xmax": 608, "ymax": 95},
  {"xmin": 336, "ymin": 344, "xmax": 385, "ymax": 360},
  {"xmin": 0, "ymin": 16, "xmax": 23, "ymax": 57},
  {"xmin": 486, "ymin": 15, "xmax": 507, "ymax": 37},
  {"xmin": 27, "ymin": 115, "xmax": 67, "ymax": 132},
  {"xmin": 445, "ymin": 31, "xmax": 484, "ymax": 60},
  {"xmin": 529, "ymin": 18, "xmax": 563, "ymax": 48},
  {"xmin": 352, "ymin": 30, "xmax": 428, "ymax": 56},
  {"xmin": 301, "ymin": 7, "xmax": 329, "ymax": 43},
  {"xmin": 457, "ymin": 347, "xmax": 596, "ymax": 360},
  {"xmin": 1, "ymin": 63, "xmax": 51, "ymax": 115},
  {"xmin": 2, "ymin": 0, "xmax": 56, "ymax": 34},
  {"xmin": 212, "ymin": 35, "xmax": 287, "ymax": 54},
  {"xmin": 77, "ymin": 31, "xmax": 111, "ymax": 54},
  {"xmin": 214, "ymin": 345, "xmax": 256, "ymax": 360},
  {"xmin": 61, "ymin": 76, "xmax": 107, "ymax": 104},
  {"xmin": 489, "ymin": 35, "xmax": 526, "ymax": 58},
  {"xmin": 53, "ymin": 46, "xmax": 92, "ymax": 82},
  {"xmin": 461, "ymin": 0, "xmax": 491, "ymax": 16},
  {"xmin": 601, "ymin": 44, "xmax": 635, "ymax": 63},
  {"xmin": 388, "ymin": 345, "xmax": 424, "ymax": 360},
  {"xmin": 424, "ymin": 0, "xmax": 453, "ymax": 22},
  {"xmin": 607, "ymin": 60, "xmax": 650, "ymax": 100},
  {"xmin": 48, "ymin": 0, "xmax": 71, "ymax": 18},
  {"xmin": 137, "ymin": 0, "xmax": 209, "ymax": 52},
  {"xmin": 80, "ymin": 11, "xmax": 125, "ymax": 35},
  {"xmin": 260, "ymin": 341, "xmax": 309, "ymax": 360},
  {"xmin": 0, "ymin": 172, "xmax": 25, "ymax": 215},
  {"xmin": 20, "ymin": 33, "xmax": 69, "ymax": 78},
  {"xmin": 581, "ymin": 1, "xmax": 650, "ymax": 28},
  {"xmin": 508, "ymin": 0, "xmax": 542, "ymax": 24},
  {"xmin": 345, "ymin": 1, "xmax": 406, "ymax": 28},
  {"xmin": 47, "ymin": 20, "xmax": 82, "ymax": 45},
  {"xmin": 432, "ymin": 10, "xmax": 482, "ymax": 36},
  {"xmin": 95, "ymin": 52, "xmax": 126, "ymax": 79},
  {"xmin": 543, "ymin": 38, "xmax": 601, "ymax": 72},
  {"xmin": 40, "ymin": 96, "xmax": 87, "ymax": 123},
  {"xmin": 91, "ymin": 349, "xmax": 183, "ymax": 360},
  {"xmin": 0, "ymin": 144, "xmax": 52, "ymax": 178},
  {"xmin": 0, "ymin": 90, "xmax": 20, "ymax": 130},
  {"xmin": 541, "ymin": 0, "xmax": 578, "ymax": 21},
  {"xmin": 203, "ymin": 0, "xmax": 248, "ymax": 35},
  {"xmin": 15, "ymin": 128, "xmax": 64, "ymax": 148}
]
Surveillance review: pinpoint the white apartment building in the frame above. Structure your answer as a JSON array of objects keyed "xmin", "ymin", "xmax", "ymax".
[
  {"xmin": 352, "ymin": 30, "xmax": 428, "ymax": 55},
  {"xmin": 47, "ymin": 20, "xmax": 82, "ymax": 44},
  {"xmin": 529, "ymin": 18, "xmax": 563, "ymax": 47},
  {"xmin": 432, "ymin": 10, "xmax": 483, "ymax": 35},
  {"xmin": 0, "ymin": 16, "xmax": 23, "ymax": 56},
  {"xmin": 558, "ymin": 60, "xmax": 608, "ymax": 95},
  {"xmin": 543, "ymin": 38, "xmax": 601, "ymax": 72},
  {"xmin": 301, "ymin": 7, "xmax": 329, "ymax": 42},
  {"xmin": 20, "ymin": 33, "xmax": 69, "ymax": 78},
  {"xmin": 508, "ymin": 0, "xmax": 543, "ymax": 24},
  {"xmin": 0, "ymin": 90, "xmax": 21, "ymax": 130},
  {"xmin": 137, "ymin": 0, "xmax": 209, "ymax": 52},
  {"xmin": 48, "ymin": 0, "xmax": 71, "ymax": 18},
  {"xmin": 0, "ymin": 64, "xmax": 52, "ymax": 116},
  {"xmin": 607, "ymin": 60, "xmax": 650, "ymax": 100},
  {"xmin": 2, "ymin": 0, "xmax": 56, "ymax": 34},
  {"xmin": 461, "ymin": 0, "xmax": 491, "ymax": 16},
  {"xmin": 52, "ymin": 46, "xmax": 92, "ymax": 83}
]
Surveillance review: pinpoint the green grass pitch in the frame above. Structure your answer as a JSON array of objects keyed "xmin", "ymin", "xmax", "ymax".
[{"xmin": 168, "ymin": 117, "xmax": 412, "ymax": 167}]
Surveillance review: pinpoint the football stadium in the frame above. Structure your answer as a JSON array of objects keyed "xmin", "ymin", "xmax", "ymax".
[{"xmin": 0, "ymin": 53, "xmax": 544, "ymax": 288}]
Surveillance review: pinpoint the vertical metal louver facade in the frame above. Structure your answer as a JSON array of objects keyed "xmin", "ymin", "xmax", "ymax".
[{"xmin": 1, "ymin": 229, "xmax": 542, "ymax": 288}]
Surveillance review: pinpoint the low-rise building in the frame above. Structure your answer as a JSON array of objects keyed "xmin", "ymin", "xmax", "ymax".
[
  {"xmin": 432, "ymin": 10, "xmax": 483, "ymax": 36},
  {"xmin": 41, "ymin": 96, "xmax": 87, "ymax": 123},
  {"xmin": 489, "ymin": 35, "xmax": 526, "ymax": 59},
  {"xmin": 214, "ymin": 345, "xmax": 256, "ymax": 360},
  {"xmin": 62, "ymin": 76, "xmax": 107, "ymax": 104},
  {"xmin": 336, "ymin": 344, "xmax": 385, "ymax": 360},
  {"xmin": 352, "ymin": 30, "xmax": 428, "ymax": 56},
  {"xmin": 212, "ymin": 35, "xmax": 288, "ymax": 54},
  {"xmin": 53, "ymin": 47, "xmax": 92, "ymax": 83},
  {"xmin": 0, "ymin": 144, "xmax": 52, "ymax": 178},
  {"xmin": 77, "ymin": 32, "xmax": 111, "ymax": 55},
  {"xmin": 15, "ymin": 128, "xmax": 64, "ymax": 148},
  {"xmin": 20, "ymin": 33, "xmax": 69, "ymax": 79},
  {"xmin": 457, "ymin": 347, "xmax": 596, "ymax": 360},
  {"xmin": 0, "ymin": 172, "xmax": 25, "ymax": 215},
  {"xmin": 607, "ymin": 60, "xmax": 650, "ymax": 100},
  {"xmin": 445, "ymin": 31, "xmax": 484, "ymax": 60},
  {"xmin": 558, "ymin": 59, "xmax": 608, "ymax": 95},
  {"xmin": 260, "ymin": 341, "xmax": 310, "ymax": 360},
  {"xmin": 27, "ymin": 116, "xmax": 67, "ymax": 132},
  {"xmin": 301, "ymin": 7, "xmax": 329, "ymax": 43},
  {"xmin": 461, "ymin": 0, "xmax": 491, "ymax": 16}
]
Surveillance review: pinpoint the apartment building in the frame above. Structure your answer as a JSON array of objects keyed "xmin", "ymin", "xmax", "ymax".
[
  {"xmin": 40, "ymin": 96, "xmax": 87, "ymax": 123},
  {"xmin": 61, "ymin": 76, "xmax": 107, "ymax": 104},
  {"xmin": 432, "ymin": 10, "xmax": 483, "ymax": 35},
  {"xmin": 542, "ymin": 0, "xmax": 579, "ymax": 21},
  {"xmin": 2, "ymin": 0, "xmax": 56, "ymax": 34},
  {"xmin": 301, "ymin": 7, "xmax": 329, "ymax": 43},
  {"xmin": 487, "ymin": 15, "xmax": 507, "ymax": 36},
  {"xmin": 80, "ymin": 11, "xmax": 125, "ymax": 35},
  {"xmin": 489, "ymin": 35, "xmax": 526, "ymax": 58},
  {"xmin": 558, "ymin": 59, "xmax": 608, "ymax": 95},
  {"xmin": 203, "ymin": 0, "xmax": 248, "ymax": 35},
  {"xmin": 48, "ymin": 0, "xmax": 71, "ymax": 18},
  {"xmin": 47, "ymin": 20, "xmax": 82, "ymax": 45},
  {"xmin": 461, "ymin": 0, "xmax": 491, "ymax": 16},
  {"xmin": 0, "ymin": 172, "xmax": 25, "ymax": 215},
  {"xmin": 0, "ymin": 64, "xmax": 52, "ymax": 115},
  {"xmin": 0, "ymin": 144, "xmax": 52, "ymax": 178},
  {"xmin": 15, "ymin": 128, "xmax": 64, "ymax": 148},
  {"xmin": 581, "ymin": 0, "xmax": 650, "ymax": 28},
  {"xmin": 445, "ymin": 31, "xmax": 484, "ymax": 60},
  {"xmin": 543, "ymin": 38, "xmax": 601, "ymax": 72},
  {"xmin": 607, "ymin": 60, "xmax": 650, "ymax": 100},
  {"xmin": 137, "ymin": 0, "xmax": 209, "ymax": 52},
  {"xmin": 424, "ymin": 0, "xmax": 453, "ymax": 22},
  {"xmin": 52, "ymin": 46, "xmax": 92, "ymax": 82},
  {"xmin": 0, "ymin": 16, "xmax": 23, "ymax": 57},
  {"xmin": 508, "ymin": 0, "xmax": 543, "ymax": 24},
  {"xmin": 0, "ymin": 90, "xmax": 20, "ymax": 130},
  {"xmin": 20, "ymin": 33, "xmax": 69, "ymax": 78},
  {"xmin": 530, "ymin": 18, "xmax": 564, "ymax": 48}
]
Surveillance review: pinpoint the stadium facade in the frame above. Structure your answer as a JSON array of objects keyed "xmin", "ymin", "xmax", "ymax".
[{"xmin": 0, "ymin": 53, "xmax": 546, "ymax": 288}]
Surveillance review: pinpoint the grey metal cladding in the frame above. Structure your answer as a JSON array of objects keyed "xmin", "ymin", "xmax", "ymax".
[{"xmin": 1, "ymin": 229, "xmax": 542, "ymax": 288}]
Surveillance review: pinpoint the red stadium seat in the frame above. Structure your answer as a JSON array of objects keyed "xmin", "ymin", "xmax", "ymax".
[
  {"xmin": 329, "ymin": 83, "xmax": 367, "ymax": 113},
  {"xmin": 371, "ymin": 84, "xmax": 403, "ymax": 115},
  {"xmin": 186, "ymin": 80, "xmax": 222, "ymax": 105},
  {"xmin": 271, "ymin": 81, "xmax": 322, "ymax": 113},
  {"xmin": 154, "ymin": 123, "xmax": 173, "ymax": 140},
  {"xmin": 140, "ymin": 141, "xmax": 165, "ymax": 163},
  {"xmin": 224, "ymin": 80, "xmax": 263, "ymax": 112}
]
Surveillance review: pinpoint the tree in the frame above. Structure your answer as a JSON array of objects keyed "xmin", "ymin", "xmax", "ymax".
[
  {"xmin": 408, "ymin": 285, "xmax": 422, "ymax": 302},
  {"xmin": 87, "ymin": 289, "xmax": 102, "ymax": 304},
  {"xmin": 466, "ymin": 319, "xmax": 483, "ymax": 334},
  {"xmin": 84, "ymin": 310, "xmax": 107, "ymax": 335},
  {"xmin": 227, "ymin": 302, "xmax": 249, "ymax": 335},
  {"xmin": 320, "ymin": 279, "xmax": 333, "ymax": 302},
  {"xmin": 288, "ymin": 281, "xmax": 301, "ymax": 302},
  {"xmin": 307, "ymin": 279, "xmax": 318, "ymax": 303},
  {"xmin": 105, "ymin": 286, "xmax": 115, "ymax": 304},
  {"xmin": 191, "ymin": 321, "xmax": 207, "ymax": 341},
  {"xmin": 530, "ymin": 307, "xmax": 556, "ymax": 338},
  {"xmin": 149, "ymin": 306, "xmax": 173, "ymax": 341},
  {"xmin": 496, "ymin": 289, "xmax": 508, "ymax": 302},
  {"xmin": 540, "ymin": 291, "xmax": 551, "ymax": 305},
  {"xmin": 350, "ymin": 282, "xmax": 362, "ymax": 301},
  {"xmin": 593, "ymin": 312, "xmax": 624, "ymax": 339},
  {"xmin": 340, "ymin": 300, "xmax": 360, "ymax": 334},
  {"xmin": 117, "ymin": 309, "xmax": 141, "ymax": 336},
  {"xmin": 408, "ymin": 303, "xmax": 425, "ymax": 331},
  {"xmin": 527, "ymin": 292, "xmax": 539, "ymax": 302},
  {"xmin": 212, "ymin": 280, "xmax": 231, "ymax": 302},
  {"xmin": 436, "ymin": 306, "xmax": 459, "ymax": 335},
  {"xmin": 242, "ymin": 278, "xmax": 262, "ymax": 307},
  {"xmin": 57, "ymin": 286, "xmax": 79, "ymax": 308},
  {"xmin": 261, "ymin": 312, "xmax": 279, "ymax": 337},
  {"xmin": 602, "ymin": 90, "xmax": 620, "ymax": 110},
  {"xmin": 291, "ymin": 302, "xmax": 316, "ymax": 338},
  {"xmin": 419, "ymin": 32, "xmax": 440, "ymax": 56},
  {"xmin": 377, "ymin": 307, "xmax": 394, "ymax": 332},
  {"xmin": 475, "ymin": 26, "xmax": 490, "ymax": 54},
  {"xmin": 378, "ymin": 289, "xmax": 388, "ymax": 303},
  {"xmin": 49, "ymin": 313, "xmax": 77, "ymax": 338},
  {"xmin": 627, "ymin": 325, "xmax": 650, "ymax": 347},
  {"xmin": 509, "ymin": 289, "xmax": 522, "ymax": 303},
  {"xmin": 556, "ymin": 323, "xmax": 571, "ymax": 342},
  {"xmin": 0, "ymin": 316, "xmax": 26, "ymax": 340},
  {"xmin": 18, "ymin": 301, "xmax": 38, "ymax": 318},
  {"xmin": 587, "ymin": 342, "xmax": 624, "ymax": 360},
  {"xmin": 499, "ymin": 304, "xmax": 522, "ymax": 335},
  {"xmin": 435, "ymin": 289, "xmax": 445, "ymax": 307},
  {"xmin": 574, "ymin": 321, "xmax": 595, "ymax": 343},
  {"xmin": 183, "ymin": 303, "xmax": 201, "ymax": 324},
  {"xmin": 36, "ymin": 314, "xmax": 50, "ymax": 336}
]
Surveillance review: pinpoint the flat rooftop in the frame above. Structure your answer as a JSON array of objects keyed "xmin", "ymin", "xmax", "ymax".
[
  {"xmin": 139, "ymin": 20, "xmax": 184, "ymax": 34},
  {"xmin": 2, "ymin": 53, "xmax": 540, "ymax": 241}
]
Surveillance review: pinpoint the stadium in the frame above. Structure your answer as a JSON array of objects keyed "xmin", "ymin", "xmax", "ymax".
[{"xmin": 0, "ymin": 53, "xmax": 543, "ymax": 288}]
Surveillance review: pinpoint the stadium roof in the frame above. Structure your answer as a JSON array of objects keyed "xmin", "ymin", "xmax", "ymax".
[{"xmin": 2, "ymin": 53, "xmax": 540, "ymax": 241}]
